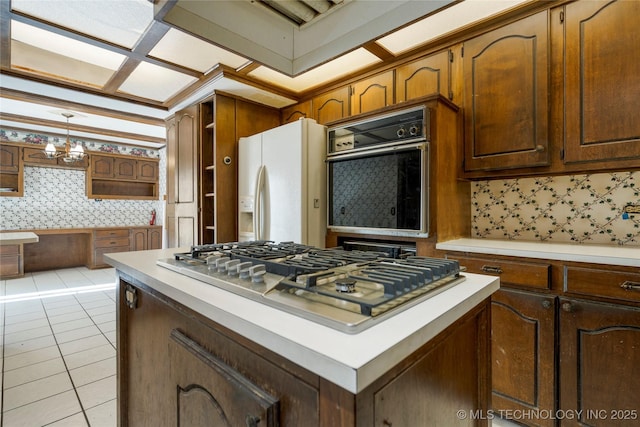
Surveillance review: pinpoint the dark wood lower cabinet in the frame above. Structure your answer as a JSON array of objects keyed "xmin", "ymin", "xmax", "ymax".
[
  {"xmin": 491, "ymin": 289, "xmax": 556, "ymax": 427},
  {"xmin": 169, "ymin": 329, "xmax": 279, "ymax": 427},
  {"xmin": 559, "ymin": 299, "xmax": 640, "ymax": 427},
  {"xmin": 117, "ymin": 277, "xmax": 492, "ymax": 426}
]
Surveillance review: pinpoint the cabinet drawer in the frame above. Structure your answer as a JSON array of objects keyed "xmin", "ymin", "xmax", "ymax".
[
  {"xmin": 95, "ymin": 229, "xmax": 129, "ymax": 239},
  {"xmin": 564, "ymin": 266, "xmax": 640, "ymax": 304},
  {"xmin": 449, "ymin": 255, "xmax": 551, "ymax": 290},
  {"xmin": 0, "ymin": 244, "xmax": 20, "ymax": 255},
  {"xmin": 94, "ymin": 246, "xmax": 130, "ymax": 267},
  {"xmin": 94, "ymin": 237, "xmax": 129, "ymax": 248}
]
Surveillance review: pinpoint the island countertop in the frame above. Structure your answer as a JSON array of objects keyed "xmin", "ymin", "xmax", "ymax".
[{"xmin": 106, "ymin": 248, "xmax": 499, "ymax": 394}]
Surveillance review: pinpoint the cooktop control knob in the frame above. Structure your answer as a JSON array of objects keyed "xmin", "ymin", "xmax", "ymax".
[
  {"xmin": 206, "ymin": 255, "xmax": 221, "ymax": 270},
  {"xmin": 215, "ymin": 257, "xmax": 231, "ymax": 273},
  {"xmin": 249, "ymin": 265, "xmax": 266, "ymax": 283},
  {"xmin": 225, "ymin": 259, "xmax": 240, "ymax": 276},
  {"xmin": 239, "ymin": 264, "xmax": 252, "ymax": 280}
]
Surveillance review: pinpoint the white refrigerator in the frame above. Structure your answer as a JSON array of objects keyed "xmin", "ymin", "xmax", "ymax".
[{"xmin": 238, "ymin": 118, "xmax": 327, "ymax": 247}]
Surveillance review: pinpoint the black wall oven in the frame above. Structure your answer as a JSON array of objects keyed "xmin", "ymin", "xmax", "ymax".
[{"xmin": 327, "ymin": 106, "xmax": 429, "ymax": 237}]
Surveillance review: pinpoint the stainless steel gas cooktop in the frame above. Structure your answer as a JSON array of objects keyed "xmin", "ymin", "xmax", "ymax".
[{"xmin": 156, "ymin": 241, "xmax": 465, "ymax": 333}]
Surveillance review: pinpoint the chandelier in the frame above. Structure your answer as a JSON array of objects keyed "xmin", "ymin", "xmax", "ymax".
[{"xmin": 43, "ymin": 112, "xmax": 86, "ymax": 162}]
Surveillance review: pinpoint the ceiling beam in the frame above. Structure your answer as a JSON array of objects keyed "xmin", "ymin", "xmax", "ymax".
[
  {"xmin": 103, "ymin": 21, "xmax": 172, "ymax": 93},
  {"xmin": 0, "ymin": 87, "xmax": 166, "ymax": 127},
  {"xmin": 0, "ymin": 112, "xmax": 166, "ymax": 144},
  {"xmin": 7, "ymin": 9, "xmax": 200, "ymax": 78},
  {"xmin": 363, "ymin": 41, "xmax": 396, "ymax": 62}
]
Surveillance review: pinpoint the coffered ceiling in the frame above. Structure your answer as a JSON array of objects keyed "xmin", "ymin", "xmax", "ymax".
[{"xmin": 0, "ymin": 0, "xmax": 531, "ymax": 148}]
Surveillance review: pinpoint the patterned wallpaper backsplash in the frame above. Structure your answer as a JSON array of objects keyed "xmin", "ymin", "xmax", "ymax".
[
  {"xmin": 471, "ymin": 171, "xmax": 640, "ymax": 246},
  {"xmin": 0, "ymin": 166, "xmax": 163, "ymax": 230}
]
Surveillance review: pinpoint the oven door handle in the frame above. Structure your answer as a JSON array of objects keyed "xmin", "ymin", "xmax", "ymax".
[
  {"xmin": 326, "ymin": 141, "xmax": 427, "ymax": 161},
  {"xmin": 254, "ymin": 165, "xmax": 266, "ymax": 240}
]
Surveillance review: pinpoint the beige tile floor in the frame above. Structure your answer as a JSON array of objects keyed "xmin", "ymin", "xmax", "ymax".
[{"xmin": 1, "ymin": 267, "xmax": 117, "ymax": 426}]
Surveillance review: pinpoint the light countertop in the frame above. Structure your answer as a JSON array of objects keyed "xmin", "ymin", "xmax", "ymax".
[
  {"xmin": 436, "ymin": 238, "xmax": 639, "ymax": 267},
  {"xmin": 106, "ymin": 248, "xmax": 499, "ymax": 394},
  {"xmin": 0, "ymin": 231, "xmax": 39, "ymax": 245}
]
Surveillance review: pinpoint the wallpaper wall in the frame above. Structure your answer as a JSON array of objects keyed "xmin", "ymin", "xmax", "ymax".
[
  {"xmin": 1, "ymin": 126, "xmax": 166, "ymax": 232},
  {"xmin": 471, "ymin": 171, "xmax": 640, "ymax": 246},
  {"xmin": 0, "ymin": 166, "xmax": 163, "ymax": 230}
]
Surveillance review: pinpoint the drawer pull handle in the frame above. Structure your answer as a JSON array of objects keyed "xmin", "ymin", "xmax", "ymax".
[
  {"xmin": 620, "ymin": 281, "xmax": 640, "ymax": 291},
  {"xmin": 481, "ymin": 265, "xmax": 503, "ymax": 274},
  {"xmin": 561, "ymin": 302, "xmax": 573, "ymax": 313}
]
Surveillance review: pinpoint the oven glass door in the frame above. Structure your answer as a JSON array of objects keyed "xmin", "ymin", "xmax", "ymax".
[{"xmin": 328, "ymin": 143, "xmax": 428, "ymax": 236}]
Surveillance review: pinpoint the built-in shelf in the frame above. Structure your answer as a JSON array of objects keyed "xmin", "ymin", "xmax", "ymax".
[
  {"xmin": 205, "ymin": 165, "xmax": 215, "ymax": 171},
  {"xmin": 205, "ymin": 193, "xmax": 215, "ymax": 197},
  {"xmin": 205, "ymin": 226, "xmax": 215, "ymax": 230},
  {"xmin": 206, "ymin": 122, "xmax": 215, "ymax": 129}
]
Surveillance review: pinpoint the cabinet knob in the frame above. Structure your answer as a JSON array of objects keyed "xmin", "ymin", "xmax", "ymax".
[
  {"xmin": 535, "ymin": 144, "xmax": 545, "ymax": 152},
  {"xmin": 561, "ymin": 302, "xmax": 573, "ymax": 313},
  {"xmin": 542, "ymin": 300, "xmax": 552, "ymax": 309}
]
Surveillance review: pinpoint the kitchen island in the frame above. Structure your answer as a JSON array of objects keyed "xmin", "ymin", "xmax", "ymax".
[{"xmin": 107, "ymin": 247, "xmax": 499, "ymax": 426}]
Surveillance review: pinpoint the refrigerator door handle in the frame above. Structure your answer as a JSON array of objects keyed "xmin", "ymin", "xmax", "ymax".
[{"xmin": 254, "ymin": 165, "xmax": 266, "ymax": 240}]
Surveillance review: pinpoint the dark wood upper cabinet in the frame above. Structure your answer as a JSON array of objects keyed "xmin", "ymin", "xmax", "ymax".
[
  {"xmin": 563, "ymin": 0, "xmax": 640, "ymax": 164},
  {"xmin": 114, "ymin": 158, "xmax": 136, "ymax": 180},
  {"xmin": 462, "ymin": 10, "xmax": 550, "ymax": 173},
  {"xmin": 350, "ymin": 70, "xmax": 394, "ymax": 116},
  {"xmin": 0, "ymin": 144, "xmax": 22, "ymax": 197},
  {"xmin": 396, "ymin": 50, "xmax": 453, "ymax": 103},
  {"xmin": 91, "ymin": 155, "xmax": 115, "ymax": 178},
  {"xmin": 312, "ymin": 86, "xmax": 350, "ymax": 125},
  {"xmin": 281, "ymin": 100, "xmax": 312, "ymax": 124}
]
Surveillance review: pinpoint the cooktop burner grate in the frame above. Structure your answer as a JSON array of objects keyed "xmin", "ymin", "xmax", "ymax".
[{"xmin": 158, "ymin": 241, "xmax": 465, "ymax": 333}]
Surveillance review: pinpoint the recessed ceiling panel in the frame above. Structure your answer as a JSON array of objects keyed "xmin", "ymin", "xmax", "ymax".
[
  {"xmin": 11, "ymin": 0, "xmax": 153, "ymax": 49},
  {"xmin": 150, "ymin": 28, "xmax": 249, "ymax": 73},
  {"xmin": 10, "ymin": 21, "xmax": 125, "ymax": 88},
  {"xmin": 248, "ymin": 48, "xmax": 381, "ymax": 93},
  {"xmin": 117, "ymin": 62, "xmax": 198, "ymax": 102},
  {"xmin": 161, "ymin": 0, "xmax": 454, "ymax": 75},
  {"xmin": 377, "ymin": 0, "xmax": 532, "ymax": 55}
]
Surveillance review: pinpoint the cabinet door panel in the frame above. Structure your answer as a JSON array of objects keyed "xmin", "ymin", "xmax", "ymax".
[
  {"xmin": 463, "ymin": 11, "xmax": 549, "ymax": 172},
  {"xmin": 396, "ymin": 50, "xmax": 451, "ymax": 102},
  {"xmin": 559, "ymin": 299, "xmax": 640, "ymax": 427},
  {"xmin": 351, "ymin": 71, "xmax": 394, "ymax": 115},
  {"xmin": 169, "ymin": 329, "xmax": 279, "ymax": 427},
  {"xmin": 313, "ymin": 87, "xmax": 350, "ymax": 124},
  {"xmin": 137, "ymin": 160, "xmax": 158, "ymax": 182},
  {"xmin": 564, "ymin": 0, "xmax": 640, "ymax": 163},
  {"xmin": 91, "ymin": 155, "xmax": 114, "ymax": 178},
  {"xmin": 491, "ymin": 289, "xmax": 556, "ymax": 427},
  {"xmin": 282, "ymin": 100, "xmax": 312, "ymax": 124},
  {"xmin": 114, "ymin": 158, "xmax": 136, "ymax": 179}
]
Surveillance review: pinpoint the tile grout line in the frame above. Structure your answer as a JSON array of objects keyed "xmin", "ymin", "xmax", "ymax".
[{"xmin": 39, "ymin": 271, "xmax": 93, "ymax": 427}]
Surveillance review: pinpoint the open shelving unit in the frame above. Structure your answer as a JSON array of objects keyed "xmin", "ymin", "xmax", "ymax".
[{"xmin": 199, "ymin": 100, "xmax": 216, "ymax": 244}]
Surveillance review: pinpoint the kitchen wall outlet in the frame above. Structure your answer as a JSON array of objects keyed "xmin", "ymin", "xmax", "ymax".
[
  {"xmin": 622, "ymin": 204, "xmax": 640, "ymax": 220},
  {"xmin": 623, "ymin": 204, "xmax": 640, "ymax": 214}
]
